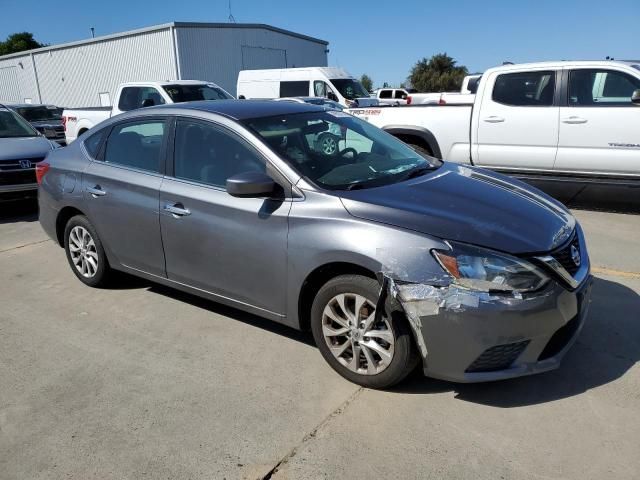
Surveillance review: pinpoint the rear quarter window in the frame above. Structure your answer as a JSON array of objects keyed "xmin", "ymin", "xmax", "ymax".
[
  {"xmin": 84, "ymin": 130, "xmax": 106, "ymax": 159},
  {"xmin": 279, "ymin": 81, "xmax": 309, "ymax": 97}
]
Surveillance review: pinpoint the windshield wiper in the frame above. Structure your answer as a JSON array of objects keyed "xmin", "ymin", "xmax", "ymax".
[{"xmin": 400, "ymin": 165, "xmax": 434, "ymax": 181}]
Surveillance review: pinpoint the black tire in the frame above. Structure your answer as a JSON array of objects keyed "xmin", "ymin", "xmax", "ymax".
[
  {"xmin": 311, "ymin": 274, "xmax": 418, "ymax": 389},
  {"xmin": 63, "ymin": 214, "xmax": 111, "ymax": 288}
]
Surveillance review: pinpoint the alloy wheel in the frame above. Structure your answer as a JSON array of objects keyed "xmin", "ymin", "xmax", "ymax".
[
  {"xmin": 68, "ymin": 226, "xmax": 99, "ymax": 278},
  {"xmin": 321, "ymin": 293, "xmax": 395, "ymax": 375}
]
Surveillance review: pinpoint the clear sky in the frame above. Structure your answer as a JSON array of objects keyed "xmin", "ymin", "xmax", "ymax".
[{"xmin": 1, "ymin": 0, "xmax": 638, "ymax": 87}]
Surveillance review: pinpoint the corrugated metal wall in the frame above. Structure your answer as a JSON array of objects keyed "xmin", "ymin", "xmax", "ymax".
[
  {"xmin": 176, "ymin": 26, "xmax": 328, "ymax": 96},
  {"xmin": 0, "ymin": 56, "xmax": 40, "ymax": 104},
  {"xmin": 0, "ymin": 29, "xmax": 176, "ymax": 107},
  {"xmin": 0, "ymin": 24, "xmax": 328, "ymax": 107}
]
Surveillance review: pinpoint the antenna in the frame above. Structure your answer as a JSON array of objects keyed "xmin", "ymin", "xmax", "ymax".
[
  {"xmin": 228, "ymin": 0, "xmax": 236, "ymax": 23},
  {"xmin": 90, "ymin": 27, "xmax": 95, "ymax": 38}
]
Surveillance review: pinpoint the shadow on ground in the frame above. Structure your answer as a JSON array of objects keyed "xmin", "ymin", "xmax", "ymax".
[
  {"xmin": 0, "ymin": 198, "xmax": 38, "ymax": 223},
  {"xmin": 395, "ymin": 276, "xmax": 640, "ymax": 406}
]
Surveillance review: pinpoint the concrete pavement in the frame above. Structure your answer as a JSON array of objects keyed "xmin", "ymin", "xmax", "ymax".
[{"xmin": 0, "ymin": 202, "xmax": 638, "ymax": 479}]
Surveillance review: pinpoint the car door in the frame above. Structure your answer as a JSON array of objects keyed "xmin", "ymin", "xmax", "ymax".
[
  {"xmin": 556, "ymin": 67, "xmax": 640, "ymax": 175},
  {"xmin": 159, "ymin": 117, "xmax": 291, "ymax": 317},
  {"xmin": 82, "ymin": 117, "xmax": 168, "ymax": 276},
  {"xmin": 474, "ymin": 69, "xmax": 559, "ymax": 171}
]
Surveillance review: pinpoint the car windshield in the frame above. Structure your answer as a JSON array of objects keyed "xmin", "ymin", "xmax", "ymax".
[
  {"xmin": 329, "ymin": 79, "xmax": 370, "ymax": 100},
  {"xmin": 15, "ymin": 106, "xmax": 62, "ymax": 122},
  {"xmin": 0, "ymin": 110, "xmax": 39, "ymax": 138},
  {"xmin": 244, "ymin": 111, "xmax": 441, "ymax": 190},
  {"xmin": 163, "ymin": 84, "xmax": 233, "ymax": 102}
]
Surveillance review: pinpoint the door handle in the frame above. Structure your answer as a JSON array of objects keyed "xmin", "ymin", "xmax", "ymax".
[
  {"xmin": 163, "ymin": 202, "xmax": 191, "ymax": 217},
  {"xmin": 87, "ymin": 185, "xmax": 106, "ymax": 197},
  {"xmin": 561, "ymin": 116, "xmax": 588, "ymax": 124},
  {"xmin": 483, "ymin": 116, "xmax": 505, "ymax": 123}
]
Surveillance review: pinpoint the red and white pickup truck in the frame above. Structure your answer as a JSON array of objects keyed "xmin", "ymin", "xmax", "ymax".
[{"xmin": 63, "ymin": 80, "xmax": 233, "ymax": 144}]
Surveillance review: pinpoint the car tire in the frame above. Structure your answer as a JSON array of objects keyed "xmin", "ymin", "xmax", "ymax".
[
  {"xmin": 63, "ymin": 215, "xmax": 110, "ymax": 288},
  {"xmin": 311, "ymin": 274, "xmax": 418, "ymax": 389}
]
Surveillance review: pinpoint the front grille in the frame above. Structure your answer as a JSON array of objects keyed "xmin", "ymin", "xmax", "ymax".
[
  {"xmin": 538, "ymin": 314, "xmax": 580, "ymax": 361},
  {"xmin": 551, "ymin": 234, "xmax": 581, "ymax": 276},
  {"xmin": 0, "ymin": 169, "xmax": 37, "ymax": 186},
  {"xmin": 466, "ymin": 340, "xmax": 530, "ymax": 373},
  {"xmin": 0, "ymin": 157, "xmax": 43, "ymax": 187}
]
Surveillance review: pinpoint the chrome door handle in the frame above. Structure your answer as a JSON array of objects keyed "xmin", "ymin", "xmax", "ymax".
[
  {"xmin": 562, "ymin": 116, "xmax": 588, "ymax": 124},
  {"xmin": 483, "ymin": 116, "xmax": 505, "ymax": 123},
  {"xmin": 87, "ymin": 185, "xmax": 106, "ymax": 197},
  {"xmin": 163, "ymin": 203, "xmax": 191, "ymax": 217}
]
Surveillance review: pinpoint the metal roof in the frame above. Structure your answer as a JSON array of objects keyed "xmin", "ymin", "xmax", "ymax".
[
  {"xmin": 0, "ymin": 22, "xmax": 328, "ymax": 61},
  {"xmin": 148, "ymin": 99, "xmax": 324, "ymax": 120}
]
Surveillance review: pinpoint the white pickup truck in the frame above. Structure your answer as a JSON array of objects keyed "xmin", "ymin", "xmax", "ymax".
[
  {"xmin": 349, "ymin": 61, "xmax": 640, "ymax": 198},
  {"xmin": 63, "ymin": 80, "xmax": 233, "ymax": 143}
]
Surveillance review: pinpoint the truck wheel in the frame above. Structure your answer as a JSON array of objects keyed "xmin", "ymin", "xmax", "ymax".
[{"xmin": 311, "ymin": 275, "xmax": 418, "ymax": 389}]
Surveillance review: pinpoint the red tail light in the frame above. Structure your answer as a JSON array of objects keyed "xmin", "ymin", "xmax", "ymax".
[
  {"xmin": 62, "ymin": 115, "xmax": 67, "ymax": 132},
  {"xmin": 406, "ymin": 95, "xmax": 412, "ymax": 105},
  {"xmin": 438, "ymin": 95, "xmax": 447, "ymax": 105},
  {"xmin": 36, "ymin": 162, "xmax": 50, "ymax": 185}
]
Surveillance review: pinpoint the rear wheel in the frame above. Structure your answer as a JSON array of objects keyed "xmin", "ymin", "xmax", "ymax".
[
  {"xmin": 311, "ymin": 275, "xmax": 418, "ymax": 389},
  {"xmin": 64, "ymin": 215, "xmax": 110, "ymax": 287}
]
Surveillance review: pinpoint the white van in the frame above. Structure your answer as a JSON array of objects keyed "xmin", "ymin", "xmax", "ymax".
[{"xmin": 237, "ymin": 67, "xmax": 377, "ymax": 107}]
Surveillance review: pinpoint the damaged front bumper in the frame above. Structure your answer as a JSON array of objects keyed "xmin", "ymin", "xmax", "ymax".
[{"xmin": 378, "ymin": 274, "xmax": 593, "ymax": 383}]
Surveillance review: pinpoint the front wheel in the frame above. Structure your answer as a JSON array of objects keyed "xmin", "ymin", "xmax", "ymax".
[
  {"xmin": 64, "ymin": 215, "xmax": 111, "ymax": 287},
  {"xmin": 311, "ymin": 275, "xmax": 418, "ymax": 389}
]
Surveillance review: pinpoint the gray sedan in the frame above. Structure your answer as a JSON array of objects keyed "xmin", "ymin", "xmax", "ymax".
[{"xmin": 38, "ymin": 100, "xmax": 592, "ymax": 388}]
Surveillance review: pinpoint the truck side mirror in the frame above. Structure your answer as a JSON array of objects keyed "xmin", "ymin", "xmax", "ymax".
[{"xmin": 632, "ymin": 89, "xmax": 640, "ymax": 104}]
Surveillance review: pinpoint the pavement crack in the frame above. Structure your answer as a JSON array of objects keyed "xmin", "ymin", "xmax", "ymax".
[
  {"xmin": 260, "ymin": 387, "xmax": 364, "ymax": 480},
  {"xmin": 0, "ymin": 239, "xmax": 51, "ymax": 254}
]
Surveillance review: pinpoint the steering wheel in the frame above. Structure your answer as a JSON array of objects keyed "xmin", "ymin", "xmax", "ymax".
[{"xmin": 339, "ymin": 147, "xmax": 358, "ymax": 158}]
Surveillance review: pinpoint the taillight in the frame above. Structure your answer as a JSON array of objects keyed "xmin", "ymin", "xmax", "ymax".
[
  {"xmin": 35, "ymin": 162, "xmax": 50, "ymax": 184},
  {"xmin": 438, "ymin": 95, "xmax": 447, "ymax": 105},
  {"xmin": 62, "ymin": 115, "xmax": 67, "ymax": 132},
  {"xmin": 407, "ymin": 96, "xmax": 412, "ymax": 105}
]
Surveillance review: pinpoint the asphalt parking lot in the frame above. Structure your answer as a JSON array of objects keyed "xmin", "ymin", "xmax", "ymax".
[{"xmin": 1, "ymin": 200, "xmax": 639, "ymax": 480}]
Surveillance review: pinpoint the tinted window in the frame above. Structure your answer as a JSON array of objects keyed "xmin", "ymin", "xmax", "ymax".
[
  {"xmin": 394, "ymin": 90, "xmax": 406, "ymax": 99},
  {"xmin": 379, "ymin": 90, "xmax": 392, "ymax": 99},
  {"xmin": 330, "ymin": 79, "xmax": 369, "ymax": 99},
  {"xmin": 103, "ymin": 120, "xmax": 166, "ymax": 172},
  {"xmin": 15, "ymin": 106, "xmax": 62, "ymax": 121},
  {"xmin": 84, "ymin": 130, "xmax": 106, "ymax": 158},
  {"xmin": 174, "ymin": 119, "xmax": 265, "ymax": 188},
  {"xmin": 163, "ymin": 84, "xmax": 233, "ymax": 102},
  {"xmin": 569, "ymin": 69, "xmax": 640, "ymax": 106},
  {"xmin": 118, "ymin": 87, "xmax": 166, "ymax": 111},
  {"xmin": 280, "ymin": 81, "xmax": 309, "ymax": 97},
  {"xmin": 492, "ymin": 71, "xmax": 555, "ymax": 106}
]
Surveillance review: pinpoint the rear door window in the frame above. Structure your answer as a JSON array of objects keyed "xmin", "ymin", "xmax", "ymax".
[
  {"xmin": 279, "ymin": 81, "xmax": 310, "ymax": 97},
  {"xmin": 118, "ymin": 87, "xmax": 166, "ymax": 111},
  {"xmin": 568, "ymin": 69, "xmax": 640, "ymax": 106},
  {"xmin": 379, "ymin": 89, "xmax": 392, "ymax": 99},
  {"xmin": 492, "ymin": 71, "xmax": 556, "ymax": 106},
  {"xmin": 103, "ymin": 120, "xmax": 166, "ymax": 172}
]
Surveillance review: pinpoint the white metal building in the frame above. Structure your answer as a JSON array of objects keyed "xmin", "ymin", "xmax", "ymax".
[{"xmin": 0, "ymin": 22, "xmax": 329, "ymax": 107}]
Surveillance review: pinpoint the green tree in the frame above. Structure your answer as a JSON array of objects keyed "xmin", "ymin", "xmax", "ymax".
[
  {"xmin": 360, "ymin": 74, "xmax": 373, "ymax": 92},
  {"xmin": 0, "ymin": 32, "xmax": 46, "ymax": 56},
  {"xmin": 408, "ymin": 53, "xmax": 468, "ymax": 92}
]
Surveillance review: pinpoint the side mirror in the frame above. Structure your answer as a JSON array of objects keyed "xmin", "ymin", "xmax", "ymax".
[
  {"xmin": 226, "ymin": 171, "xmax": 277, "ymax": 198},
  {"xmin": 141, "ymin": 98, "xmax": 155, "ymax": 107},
  {"xmin": 632, "ymin": 89, "xmax": 640, "ymax": 104},
  {"xmin": 401, "ymin": 94, "xmax": 408, "ymax": 100},
  {"xmin": 327, "ymin": 91, "xmax": 338, "ymax": 102}
]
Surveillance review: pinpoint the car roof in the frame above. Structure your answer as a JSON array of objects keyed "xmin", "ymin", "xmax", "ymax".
[{"xmin": 148, "ymin": 99, "xmax": 324, "ymax": 120}]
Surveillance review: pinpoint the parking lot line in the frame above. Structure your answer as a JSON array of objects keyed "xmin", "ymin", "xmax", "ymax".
[{"xmin": 591, "ymin": 266, "xmax": 640, "ymax": 279}]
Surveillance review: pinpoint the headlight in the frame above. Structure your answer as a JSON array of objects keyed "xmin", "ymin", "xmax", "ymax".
[{"xmin": 432, "ymin": 242, "xmax": 549, "ymax": 293}]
